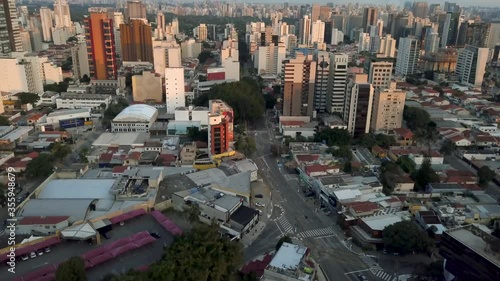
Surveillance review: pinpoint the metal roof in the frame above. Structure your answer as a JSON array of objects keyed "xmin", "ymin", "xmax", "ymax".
[
  {"xmin": 113, "ymin": 104, "xmax": 158, "ymax": 122},
  {"xmin": 38, "ymin": 179, "xmax": 116, "ymax": 200}
]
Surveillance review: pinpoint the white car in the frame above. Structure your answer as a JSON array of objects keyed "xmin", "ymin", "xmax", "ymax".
[
  {"xmin": 21, "ymin": 255, "xmax": 28, "ymax": 261},
  {"xmin": 29, "ymin": 252, "xmax": 36, "ymax": 259},
  {"xmin": 44, "ymin": 247, "xmax": 51, "ymax": 253},
  {"xmin": 255, "ymin": 202, "xmax": 265, "ymax": 207}
]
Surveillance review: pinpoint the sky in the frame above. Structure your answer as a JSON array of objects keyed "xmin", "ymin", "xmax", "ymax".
[{"xmin": 244, "ymin": 0, "xmax": 500, "ymax": 8}]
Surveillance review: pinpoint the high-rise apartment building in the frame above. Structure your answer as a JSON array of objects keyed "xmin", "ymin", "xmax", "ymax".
[
  {"xmin": 209, "ymin": 99, "xmax": 234, "ymax": 143},
  {"xmin": 53, "ymin": 0, "xmax": 72, "ymax": 28},
  {"xmin": 313, "ymin": 51, "xmax": 330, "ymax": 114},
  {"xmin": 425, "ymin": 32, "xmax": 440, "ymax": 53},
  {"xmin": 126, "ymin": 0, "xmax": 146, "ymax": 21},
  {"xmin": 311, "ymin": 4, "xmax": 321, "ymax": 22},
  {"xmin": 120, "ymin": 19, "xmax": 153, "ymax": 63},
  {"xmin": 195, "ymin": 24, "xmax": 208, "ymax": 42},
  {"xmin": 282, "ymin": 53, "xmax": 316, "ymax": 117},
  {"xmin": 456, "ymin": 45, "xmax": 488, "ymax": 86},
  {"xmin": 370, "ymin": 85, "xmax": 406, "ymax": 132},
  {"xmin": 440, "ymin": 225, "xmax": 500, "ymax": 281},
  {"xmin": 208, "ymin": 113, "xmax": 230, "ymax": 156},
  {"xmin": 344, "ymin": 74, "xmax": 374, "ymax": 138},
  {"xmin": 362, "ymin": 7, "xmax": 378, "ymax": 32},
  {"xmin": 40, "ymin": 7, "xmax": 53, "ymax": 42},
  {"xmin": 155, "ymin": 12, "xmax": 165, "ymax": 40},
  {"xmin": 0, "ymin": 0, "xmax": 22, "ymax": 53},
  {"xmin": 153, "ymin": 40, "xmax": 182, "ymax": 75},
  {"xmin": 368, "ymin": 60, "xmax": 393, "ymax": 89},
  {"xmin": 310, "ymin": 20, "xmax": 325, "ymax": 45},
  {"xmin": 457, "ymin": 22, "xmax": 491, "ymax": 48},
  {"xmin": 358, "ymin": 33, "xmax": 370, "ymax": 52},
  {"xmin": 440, "ymin": 12, "xmax": 461, "ymax": 47},
  {"xmin": 378, "ymin": 35, "xmax": 396, "ymax": 58},
  {"xmin": 71, "ymin": 38, "xmax": 90, "ymax": 79},
  {"xmin": 254, "ymin": 41, "xmax": 286, "ymax": 76},
  {"xmin": 299, "ymin": 15, "xmax": 311, "ymax": 45},
  {"xmin": 84, "ymin": 12, "xmax": 117, "ymax": 80},
  {"xmin": 165, "ymin": 67, "xmax": 185, "ymax": 114},
  {"xmin": 395, "ymin": 37, "xmax": 420, "ymax": 76},
  {"xmin": 180, "ymin": 38, "xmax": 202, "ymax": 59},
  {"xmin": 412, "ymin": 2, "xmax": 429, "ymax": 18},
  {"xmin": 326, "ymin": 53, "xmax": 348, "ymax": 113}
]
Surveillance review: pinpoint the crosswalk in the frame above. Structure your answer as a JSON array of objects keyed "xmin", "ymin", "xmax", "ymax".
[
  {"xmin": 372, "ymin": 269, "xmax": 395, "ymax": 281},
  {"xmin": 276, "ymin": 216, "xmax": 294, "ymax": 234},
  {"xmin": 297, "ymin": 227, "xmax": 336, "ymax": 238}
]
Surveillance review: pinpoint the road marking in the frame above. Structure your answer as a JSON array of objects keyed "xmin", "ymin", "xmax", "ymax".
[
  {"xmin": 345, "ymin": 268, "xmax": 370, "ymax": 275},
  {"xmin": 276, "ymin": 216, "xmax": 294, "ymax": 234},
  {"xmin": 313, "ymin": 234, "xmax": 337, "ymax": 239},
  {"xmin": 298, "ymin": 227, "xmax": 336, "ymax": 238},
  {"xmin": 372, "ymin": 269, "xmax": 395, "ymax": 281}
]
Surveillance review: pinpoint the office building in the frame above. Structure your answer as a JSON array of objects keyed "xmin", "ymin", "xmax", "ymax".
[
  {"xmin": 53, "ymin": 0, "xmax": 72, "ymax": 28},
  {"xmin": 368, "ymin": 61, "xmax": 393, "ymax": 90},
  {"xmin": 310, "ymin": 20, "xmax": 325, "ymax": 45},
  {"xmin": 0, "ymin": 0, "xmax": 23, "ymax": 53},
  {"xmin": 282, "ymin": 53, "xmax": 316, "ymax": 117},
  {"xmin": 326, "ymin": 53, "xmax": 348, "ymax": 114},
  {"xmin": 488, "ymin": 22, "xmax": 500, "ymax": 49},
  {"xmin": 132, "ymin": 71, "xmax": 163, "ymax": 103},
  {"xmin": 209, "ymin": 99, "xmax": 234, "ymax": 143},
  {"xmin": 165, "ymin": 67, "xmax": 185, "ymax": 114},
  {"xmin": 71, "ymin": 40, "xmax": 90, "ymax": 79},
  {"xmin": 362, "ymin": 7, "xmax": 378, "ymax": 31},
  {"xmin": 254, "ymin": 41, "xmax": 286, "ymax": 76},
  {"xmin": 331, "ymin": 29, "xmax": 344, "ymax": 45},
  {"xmin": 370, "ymin": 85, "xmax": 406, "ymax": 132},
  {"xmin": 395, "ymin": 37, "xmax": 420, "ymax": 76},
  {"xmin": 311, "ymin": 4, "xmax": 321, "ymax": 22},
  {"xmin": 456, "ymin": 45, "xmax": 488, "ymax": 86},
  {"xmin": 358, "ymin": 33, "xmax": 371, "ymax": 52},
  {"xmin": 208, "ymin": 113, "xmax": 230, "ymax": 156},
  {"xmin": 344, "ymin": 74, "xmax": 373, "ymax": 138},
  {"xmin": 19, "ymin": 31, "xmax": 32, "ymax": 53},
  {"xmin": 56, "ymin": 93, "xmax": 112, "ymax": 110},
  {"xmin": 313, "ymin": 52, "xmax": 330, "ymax": 114},
  {"xmin": 120, "ymin": 19, "xmax": 153, "ymax": 63},
  {"xmin": 195, "ymin": 24, "xmax": 207, "ymax": 42},
  {"xmin": 440, "ymin": 12, "xmax": 461, "ymax": 47},
  {"xmin": 180, "ymin": 38, "xmax": 201, "ymax": 59},
  {"xmin": 299, "ymin": 15, "xmax": 311, "ymax": 45},
  {"xmin": 153, "ymin": 40, "xmax": 181, "ymax": 75},
  {"xmin": 412, "ymin": 2, "xmax": 429, "ymax": 18},
  {"xmin": 457, "ymin": 22, "xmax": 491, "ymax": 48},
  {"xmin": 40, "ymin": 7, "xmax": 53, "ymax": 42},
  {"xmin": 84, "ymin": 12, "xmax": 117, "ymax": 80},
  {"xmin": 155, "ymin": 12, "xmax": 165, "ymax": 40},
  {"xmin": 332, "ymin": 15, "xmax": 346, "ymax": 33},
  {"xmin": 440, "ymin": 225, "xmax": 500, "ymax": 281},
  {"xmin": 425, "ymin": 32, "xmax": 440, "ymax": 54},
  {"xmin": 319, "ymin": 6, "xmax": 331, "ymax": 22},
  {"xmin": 126, "ymin": 0, "xmax": 146, "ymax": 21},
  {"xmin": 378, "ymin": 35, "xmax": 396, "ymax": 58}
]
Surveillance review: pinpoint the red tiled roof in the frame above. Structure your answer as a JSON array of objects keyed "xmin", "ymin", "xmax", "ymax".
[
  {"xmin": 345, "ymin": 201, "xmax": 379, "ymax": 213},
  {"xmin": 159, "ymin": 154, "xmax": 176, "ymax": 161},
  {"xmin": 99, "ymin": 153, "xmax": 113, "ymax": 162},
  {"xmin": 19, "ymin": 216, "xmax": 69, "ymax": 225},
  {"xmin": 25, "ymin": 152, "xmax": 39, "ymax": 159},
  {"xmin": 372, "ymin": 145, "xmax": 385, "ymax": 154},
  {"xmin": 460, "ymin": 184, "xmax": 482, "ymax": 191},
  {"xmin": 445, "ymin": 170, "xmax": 475, "ymax": 178},
  {"xmin": 296, "ymin": 154, "xmax": 319, "ymax": 163},
  {"xmin": 281, "ymin": 120, "xmax": 306, "ymax": 126},
  {"xmin": 423, "ymin": 89, "xmax": 439, "ymax": 94},
  {"xmin": 385, "ymin": 197, "xmax": 401, "ymax": 203},
  {"xmin": 446, "ymin": 176, "xmax": 477, "ymax": 184},
  {"xmin": 127, "ymin": 151, "xmax": 142, "ymax": 160},
  {"xmin": 475, "ymin": 135, "xmax": 497, "ymax": 143},
  {"xmin": 305, "ymin": 164, "xmax": 328, "ymax": 174},
  {"xmin": 112, "ymin": 166, "xmax": 128, "ymax": 173},
  {"xmin": 393, "ymin": 128, "xmax": 413, "ymax": 139},
  {"xmin": 449, "ymin": 135, "xmax": 466, "ymax": 142}
]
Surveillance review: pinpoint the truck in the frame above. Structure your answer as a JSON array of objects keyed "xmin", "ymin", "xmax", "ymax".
[{"xmin": 192, "ymin": 150, "xmax": 236, "ymax": 170}]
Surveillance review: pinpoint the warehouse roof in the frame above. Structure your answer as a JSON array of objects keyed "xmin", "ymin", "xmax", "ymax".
[
  {"xmin": 113, "ymin": 104, "xmax": 158, "ymax": 122},
  {"xmin": 38, "ymin": 179, "xmax": 116, "ymax": 200}
]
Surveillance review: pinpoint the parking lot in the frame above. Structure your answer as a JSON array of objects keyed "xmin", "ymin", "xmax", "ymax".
[{"xmin": 0, "ymin": 215, "xmax": 176, "ymax": 281}]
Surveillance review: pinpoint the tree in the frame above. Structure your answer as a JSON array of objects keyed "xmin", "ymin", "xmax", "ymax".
[
  {"xmin": 55, "ymin": 256, "xmax": 87, "ymax": 281},
  {"xmin": 187, "ymin": 127, "xmax": 208, "ymax": 143},
  {"xmin": 264, "ymin": 94, "xmax": 277, "ymax": 109},
  {"xmin": 44, "ymin": 81, "xmax": 69, "ymax": 93},
  {"xmin": 145, "ymin": 224, "xmax": 243, "ymax": 281},
  {"xmin": 314, "ymin": 128, "xmax": 352, "ymax": 146},
  {"xmin": 235, "ymin": 135, "xmax": 256, "ymax": 157},
  {"xmin": 0, "ymin": 116, "xmax": 10, "ymax": 126},
  {"xmin": 413, "ymin": 159, "xmax": 439, "ymax": 191},
  {"xmin": 197, "ymin": 50, "xmax": 213, "ymax": 64},
  {"xmin": 52, "ymin": 142, "xmax": 72, "ymax": 161},
  {"xmin": 80, "ymin": 74, "xmax": 91, "ymax": 83},
  {"xmin": 193, "ymin": 79, "xmax": 265, "ymax": 124},
  {"xmin": 343, "ymin": 162, "xmax": 352, "ymax": 173},
  {"xmin": 275, "ymin": 235, "xmax": 292, "ymax": 251},
  {"xmin": 375, "ymin": 134, "xmax": 396, "ymax": 148},
  {"xmin": 102, "ymin": 98, "xmax": 129, "ymax": 128},
  {"xmin": 25, "ymin": 154, "xmax": 55, "ymax": 178},
  {"xmin": 185, "ymin": 204, "xmax": 201, "ymax": 222},
  {"xmin": 413, "ymin": 260, "xmax": 444, "ymax": 281},
  {"xmin": 423, "ymin": 70, "xmax": 434, "ymax": 80},
  {"xmin": 396, "ymin": 155, "xmax": 416, "ymax": 174},
  {"xmin": 439, "ymin": 140, "xmax": 457, "ymax": 156},
  {"xmin": 18, "ymin": 92, "xmax": 40, "ymax": 106},
  {"xmin": 478, "ymin": 166, "xmax": 495, "ymax": 188},
  {"xmin": 329, "ymin": 146, "xmax": 352, "ymax": 161},
  {"xmin": 382, "ymin": 221, "xmax": 434, "ymax": 255},
  {"xmin": 79, "ymin": 147, "xmax": 89, "ymax": 163},
  {"xmin": 403, "ymin": 106, "xmax": 431, "ymax": 131}
]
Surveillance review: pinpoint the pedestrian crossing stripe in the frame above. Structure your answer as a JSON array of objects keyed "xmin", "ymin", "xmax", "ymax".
[
  {"xmin": 297, "ymin": 227, "xmax": 336, "ymax": 238},
  {"xmin": 372, "ymin": 269, "xmax": 394, "ymax": 281},
  {"xmin": 277, "ymin": 216, "xmax": 294, "ymax": 233}
]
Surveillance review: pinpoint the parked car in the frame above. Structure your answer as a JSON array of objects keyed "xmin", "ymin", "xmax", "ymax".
[
  {"xmin": 103, "ymin": 232, "xmax": 111, "ymax": 240},
  {"xmin": 357, "ymin": 275, "xmax": 367, "ymax": 281},
  {"xmin": 254, "ymin": 194, "xmax": 263, "ymax": 198},
  {"xmin": 255, "ymin": 202, "xmax": 265, "ymax": 207},
  {"xmin": 44, "ymin": 247, "xmax": 51, "ymax": 253},
  {"xmin": 21, "ymin": 255, "xmax": 29, "ymax": 261},
  {"xmin": 29, "ymin": 252, "xmax": 36, "ymax": 259},
  {"xmin": 150, "ymin": 232, "xmax": 161, "ymax": 239},
  {"xmin": 36, "ymin": 249, "xmax": 43, "ymax": 256}
]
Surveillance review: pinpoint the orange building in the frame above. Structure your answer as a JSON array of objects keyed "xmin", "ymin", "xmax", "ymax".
[
  {"xmin": 208, "ymin": 114, "xmax": 230, "ymax": 156},
  {"xmin": 120, "ymin": 19, "xmax": 153, "ymax": 63},
  {"xmin": 84, "ymin": 12, "xmax": 117, "ymax": 80}
]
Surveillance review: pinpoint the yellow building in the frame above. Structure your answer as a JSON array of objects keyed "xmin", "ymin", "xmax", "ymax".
[
  {"xmin": 370, "ymin": 85, "xmax": 406, "ymax": 133},
  {"xmin": 132, "ymin": 71, "xmax": 163, "ymax": 103}
]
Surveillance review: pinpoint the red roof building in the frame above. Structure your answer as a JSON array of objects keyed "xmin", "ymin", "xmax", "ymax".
[{"xmin": 18, "ymin": 216, "xmax": 70, "ymax": 225}]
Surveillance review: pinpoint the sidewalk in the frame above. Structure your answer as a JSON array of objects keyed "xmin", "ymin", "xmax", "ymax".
[{"xmin": 241, "ymin": 221, "xmax": 267, "ymax": 248}]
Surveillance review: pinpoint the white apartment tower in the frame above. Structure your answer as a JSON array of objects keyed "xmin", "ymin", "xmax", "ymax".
[
  {"xmin": 156, "ymin": 12, "xmax": 165, "ymax": 40},
  {"xmin": 358, "ymin": 33, "xmax": 370, "ymax": 52},
  {"xmin": 378, "ymin": 35, "xmax": 396, "ymax": 58},
  {"xmin": 53, "ymin": 0, "xmax": 72, "ymax": 28},
  {"xmin": 310, "ymin": 20, "xmax": 325, "ymax": 45},
  {"xmin": 165, "ymin": 67, "xmax": 185, "ymax": 114},
  {"xmin": 40, "ymin": 7, "xmax": 53, "ymax": 42},
  {"xmin": 153, "ymin": 40, "xmax": 182, "ymax": 76},
  {"xmin": 456, "ymin": 45, "xmax": 489, "ymax": 86},
  {"xmin": 299, "ymin": 15, "xmax": 311, "ymax": 45},
  {"xmin": 254, "ymin": 42, "xmax": 286, "ymax": 76},
  {"xmin": 395, "ymin": 37, "xmax": 420, "ymax": 76},
  {"xmin": 326, "ymin": 53, "xmax": 348, "ymax": 113}
]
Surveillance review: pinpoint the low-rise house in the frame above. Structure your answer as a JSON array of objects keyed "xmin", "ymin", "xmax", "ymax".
[
  {"xmin": 304, "ymin": 164, "xmax": 340, "ymax": 177},
  {"xmin": 384, "ymin": 173, "xmax": 415, "ymax": 194},
  {"xmin": 16, "ymin": 216, "xmax": 70, "ymax": 235},
  {"xmin": 263, "ymin": 242, "xmax": 314, "ymax": 281},
  {"xmin": 344, "ymin": 201, "xmax": 380, "ymax": 217},
  {"xmin": 350, "ymin": 214, "xmax": 406, "ymax": 249},
  {"xmin": 392, "ymin": 128, "xmax": 414, "ymax": 146}
]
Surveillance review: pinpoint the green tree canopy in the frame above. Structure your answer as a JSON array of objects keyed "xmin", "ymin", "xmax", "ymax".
[
  {"xmin": 235, "ymin": 135, "xmax": 256, "ymax": 157},
  {"xmin": 187, "ymin": 127, "xmax": 208, "ymax": 143},
  {"xmin": 383, "ymin": 221, "xmax": 434, "ymax": 255},
  {"xmin": 478, "ymin": 166, "xmax": 495, "ymax": 188},
  {"xmin": 0, "ymin": 116, "xmax": 10, "ymax": 126},
  {"xmin": 439, "ymin": 140, "xmax": 458, "ymax": 156},
  {"xmin": 403, "ymin": 106, "xmax": 431, "ymax": 131},
  {"xmin": 413, "ymin": 159, "xmax": 439, "ymax": 191},
  {"xmin": 52, "ymin": 142, "xmax": 72, "ymax": 161},
  {"xmin": 80, "ymin": 74, "xmax": 91, "ymax": 83},
  {"xmin": 193, "ymin": 79, "xmax": 264, "ymax": 124},
  {"xmin": 55, "ymin": 256, "xmax": 87, "ymax": 281},
  {"xmin": 314, "ymin": 128, "xmax": 352, "ymax": 146},
  {"xmin": 102, "ymin": 98, "xmax": 129, "ymax": 128},
  {"xmin": 25, "ymin": 154, "xmax": 55, "ymax": 178},
  {"xmin": 276, "ymin": 235, "xmax": 292, "ymax": 251},
  {"xmin": 145, "ymin": 224, "xmax": 243, "ymax": 281},
  {"xmin": 43, "ymin": 81, "xmax": 69, "ymax": 93},
  {"xmin": 396, "ymin": 155, "xmax": 416, "ymax": 174},
  {"xmin": 343, "ymin": 162, "xmax": 352, "ymax": 173},
  {"xmin": 197, "ymin": 50, "xmax": 214, "ymax": 64},
  {"xmin": 17, "ymin": 92, "xmax": 40, "ymax": 106},
  {"xmin": 328, "ymin": 146, "xmax": 352, "ymax": 161}
]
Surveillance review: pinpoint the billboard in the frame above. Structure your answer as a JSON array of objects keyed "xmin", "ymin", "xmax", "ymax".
[
  {"xmin": 59, "ymin": 118, "xmax": 85, "ymax": 129},
  {"xmin": 222, "ymin": 110, "xmax": 234, "ymax": 142}
]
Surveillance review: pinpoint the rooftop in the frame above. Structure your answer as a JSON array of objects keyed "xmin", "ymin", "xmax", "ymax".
[
  {"xmin": 446, "ymin": 226, "xmax": 500, "ymax": 267},
  {"xmin": 113, "ymin": 104, "xmax": 158, "ymax": 122},
  {"xmin": 47, "ymin": 108, "xmax": 91, "ymax": 117},
  {"xmin": 92, "ymin": 132, "xmax": 149, "ymax": 147},
  {"xmin": 60, "ymin": 93, "xmax": 111, "ymax": 100},
  {"xmin": 38, "ymin": 179, "xmax": 116, "ymax": 200},
  {"xmin": 0, "ymin": 126, "xmax": 33, "ymax": 142},
  {"xmin": 269, "ymin": 242, "xmax": 307, "ymax": 270},
  {"xmin": 362, "ymin": 214, "xmax": 404, "ymax": 231}
]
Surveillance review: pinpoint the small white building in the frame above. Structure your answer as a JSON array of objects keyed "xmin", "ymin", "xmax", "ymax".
[
  {"xmin": 56, "ymin": 93, "xmax": 112, "ymax": 110},
  {"xmin": 40, "ymin": 91, "xmax": 60, "ymax": 105},
  {"xmin": 112, "ymin": 104, "xmax": 158, "ymax": 133},
  {"xmin": 16, "ymin": 216, "xmax": 70, "ymax": 235},
  {"xmin": 46, "ymin": 108, "xmax": 92, "ymax": 125},
  {"xmin": 174, "ymin": 106, "xmax": 209, "ymax": 128}
]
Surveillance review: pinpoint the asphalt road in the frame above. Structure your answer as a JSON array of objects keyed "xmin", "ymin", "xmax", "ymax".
[{"xmin": 245, "ymin": 113, "xmax": 375, "ymax": 281}]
